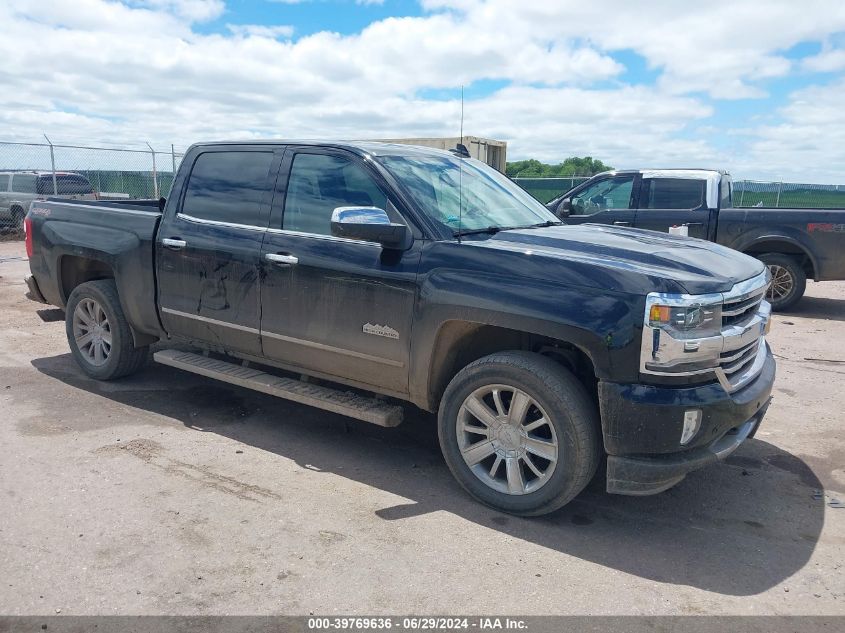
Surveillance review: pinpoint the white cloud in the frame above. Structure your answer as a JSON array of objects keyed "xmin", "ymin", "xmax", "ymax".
[
  {"xmin": 0, "ymin": 0, "xmax": 843, "ymax": 181},
  {"xmin": 227, "ymin": 23, "xmax": 295, "ymax": 39},
  {"xmin": 134, "ymin": 0, "xmax": 225, "ymax": 21},
  {"xmin": 803, "ymin": 48, "xmax": 845, "ymax": 73},
  {"xmin": 733, "ymin": 79, "xmax": 845, "ymax": 182}
]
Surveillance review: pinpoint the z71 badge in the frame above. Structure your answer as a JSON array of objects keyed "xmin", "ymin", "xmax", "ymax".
[{"xmin": 363, "ymin": 323, "xmax": 399, "ymax": 339}]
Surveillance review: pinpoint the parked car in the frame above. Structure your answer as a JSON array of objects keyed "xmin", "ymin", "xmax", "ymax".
[
  {"xmin": 0, "ymin": 171, "xmax": 95, "ymax": 228},
  {"xmin": 545, "ymin": 169, "xmax": 845, "ymax": 310},
  {"xmin": 24, "ymin": 143, "xmax": 774, "ymax": 516}
]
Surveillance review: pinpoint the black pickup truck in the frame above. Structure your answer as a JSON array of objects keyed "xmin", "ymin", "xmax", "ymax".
[
  {"xmin": 24, "ymin": 142, "xmax": 774, "ymax": 516},
  {"xmin": 546, "ymin": 169, "xmax": 845, "ymax": 310}
]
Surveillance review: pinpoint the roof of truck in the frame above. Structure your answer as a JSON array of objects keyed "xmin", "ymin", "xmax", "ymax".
[
  {"xmin": 192, "ymin": 140, "xmax": 457, "ymax": 158},
  {"xmin": 594, "ymin": 168, "xmax": 729, "ymax": 178},
  {"xmin": 0, "ymin": 170, "xmax": 87, "ymax": 177}
]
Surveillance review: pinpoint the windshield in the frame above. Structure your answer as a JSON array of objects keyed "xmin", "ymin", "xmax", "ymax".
[{"xmin": 378, "ymin": 153, "xmax": 559, "ymax": 233}]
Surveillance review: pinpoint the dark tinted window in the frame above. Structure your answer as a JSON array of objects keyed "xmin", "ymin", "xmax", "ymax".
[
  {"xmin": 571, "ymin": 175, "xmax": 635, "ymax": 215},
  {"xmin": 720, "ymin": 177, "xmax": 732, "ymax": 209},
  {"xmin": 283, "ymin": 153, "xmax": 387, "ymax": 235},
  {"xmin": 641, "ymin": 178, "xmax": 705, "ymax": 209},
  {"xmin": 12, "ymin": 174, "xmax": 37, "ymax": 194},
  {"xmin": 183, "ymin": 151, "xmax": 273, "ymax": 226},
  {"xmin": 0, "ymin": 175, "xmax": 9, "ymax": 191},
  {"xmin": 38, "ymin": 175, "xmax": 93, "ymax": 195}
]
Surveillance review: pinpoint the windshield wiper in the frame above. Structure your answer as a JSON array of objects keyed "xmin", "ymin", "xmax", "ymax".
[
  {"xmin": 453, "ymin": 226, "xmax": 505, "ymax": 237},
  {"xmin": 524, "ymin": 220, "xmax": 563, "ymax": 228}
]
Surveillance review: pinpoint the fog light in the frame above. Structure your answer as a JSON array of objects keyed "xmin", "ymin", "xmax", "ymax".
[{"xmin": 680, "ymin": 409, "xmax": 702, "ymax": 445}]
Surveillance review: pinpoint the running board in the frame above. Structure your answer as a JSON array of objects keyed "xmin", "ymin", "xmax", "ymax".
[{"xmin": 153, "ymin": 349, "xmax": 403, "ymax": 427}]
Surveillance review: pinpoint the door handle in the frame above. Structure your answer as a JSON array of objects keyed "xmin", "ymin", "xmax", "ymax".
[
  {"xmin": 686, "ymin": 222, "xmax": 704, "ymax": 227},
  {"xmin": 265, "ymin": 253, "xmax": 299, "ymax": 266},
  {"xmin": 162, "ymin": 238, "xmax": 187, "ymax": 250},
  {"xmin": 613, "ymin": 221, "xmax": 631, "ymax": 226}
]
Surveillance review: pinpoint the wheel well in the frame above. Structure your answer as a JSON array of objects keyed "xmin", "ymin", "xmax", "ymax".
[
  {"xmin": 59, "ymin": 256, "xmax": 115, "ymax": 304},
  {"xmin": 742, "ymin": 241, "xmax": 815, "ymax": 279},
  {"xmin": 427, "ymin": 322, "xmax": 598, "ymax": 411}
]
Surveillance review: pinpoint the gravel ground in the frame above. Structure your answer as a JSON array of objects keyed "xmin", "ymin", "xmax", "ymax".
[{"xmin": 0, "ymin": 239, "xmax": 843, "ymax": 615}]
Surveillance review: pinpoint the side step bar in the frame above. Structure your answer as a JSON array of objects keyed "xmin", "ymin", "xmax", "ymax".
[{"xmin": 154, "ymin": 349, "xmax": 403, "ymax": 427}]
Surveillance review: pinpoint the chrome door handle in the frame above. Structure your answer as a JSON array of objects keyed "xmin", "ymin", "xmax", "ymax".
[
  {"xmin": 265, "ymin": 253, "xmax": 298, "ymax": 266},
  {"xmin": 162, "ymin": 238, "xmax": 187, "ymax": 250},
  {"xmin": 613, "ymin": 221, "xmax": 630, "ymax": 225}
]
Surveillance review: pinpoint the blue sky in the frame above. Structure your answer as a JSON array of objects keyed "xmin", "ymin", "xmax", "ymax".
[{"xmin": 2, "ymin": 0, "xmax": 845, "ymax": 181}]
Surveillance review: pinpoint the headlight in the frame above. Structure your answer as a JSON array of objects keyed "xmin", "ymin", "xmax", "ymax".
[
  {"xmin": 647, "ymin": 302, "xmax": 722, "ymax": 339},
  {"xmin": 642, "ymin": 293, "xmax": 723, "ymax": 375}
]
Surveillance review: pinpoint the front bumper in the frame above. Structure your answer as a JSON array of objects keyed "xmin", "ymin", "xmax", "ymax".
[
  {"xmin": 25, "ymin": 274, "xmax": 48, "ymax": 304},
  {"xmin": 599, "ymin": 343, "xmax": 775, "ymax": 495}
]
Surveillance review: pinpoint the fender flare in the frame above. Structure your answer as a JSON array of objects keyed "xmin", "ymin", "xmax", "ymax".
[{"xmin": 733, "ymin": 232, "xmax": 819, "ymax": 281}]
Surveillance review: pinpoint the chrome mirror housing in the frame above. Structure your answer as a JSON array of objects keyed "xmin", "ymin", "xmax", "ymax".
[{"xmin": 330, "ymin": 206, "xmax": 409, "ymax": 249}]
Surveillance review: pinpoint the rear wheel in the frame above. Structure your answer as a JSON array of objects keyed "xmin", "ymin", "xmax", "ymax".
[
  {"xmin": 438, "ymin": 351, "xmax": 600, "ymax": 516},
  {"xmin": 65, "ymin": 280, "xmax": 148, "ymax": 380},
  {"xmin": 758, "ymin": 253, "xmax": 806, "ymax": 311}
]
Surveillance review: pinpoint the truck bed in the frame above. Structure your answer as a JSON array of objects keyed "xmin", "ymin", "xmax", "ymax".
[
  {"xmin": 717, "ymin": 207, "xmax": 845, "ymax": 281},
  {"xmin": 26, "ymin": 198, "xmax": 164, "ymax": 342}
]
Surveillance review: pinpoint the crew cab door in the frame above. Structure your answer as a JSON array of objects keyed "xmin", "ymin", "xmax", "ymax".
[
  {"xmin": 556, "ymin": 173, "xmax": 638, "ymax": 227},
  {"xmin": 259, "ymin": 148, "xmax": 420, "ymax": 395},
  {"xmin": 156, "ymin": 148, "xmax": 277, "ymax": 356},
  {"xmin": 633, "ymin": 177, "xmax": 713, "ymax": 239}
]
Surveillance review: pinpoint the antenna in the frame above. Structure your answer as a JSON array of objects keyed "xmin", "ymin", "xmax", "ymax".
[
  {"xmin": 457, "ymin": 85, "xmax": 464, "ymax": 243},
  {"xmin": 460, "ymin": 85, "xmax": 464, "ymax": 145}
]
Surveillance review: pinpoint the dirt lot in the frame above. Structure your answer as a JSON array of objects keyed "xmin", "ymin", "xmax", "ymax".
[{"xmin": 0, "ymin": 239, "xmax": 843, "ymax": 615}]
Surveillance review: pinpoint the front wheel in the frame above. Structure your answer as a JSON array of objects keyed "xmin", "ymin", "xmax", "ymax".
[
  {"xmin": 758, "ymin": 253, "xmax": 806, "ymax": 311},
  {"xmin": 65, "ymin": 280, "xmax": 148, "ymax": 380},
  {"xmin": 438, "ymin": 351, "xmax": 601, "ymax": 516}
]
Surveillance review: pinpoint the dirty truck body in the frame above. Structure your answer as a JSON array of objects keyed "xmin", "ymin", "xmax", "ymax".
[{"xmin": 24, "ymin": 141, "xmax": 775, "ymax": 516}]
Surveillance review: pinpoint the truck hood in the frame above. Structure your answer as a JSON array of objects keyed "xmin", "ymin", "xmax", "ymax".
[{"xmin": 470, "ymin": 224, "xmax": 765, "ymax": 295}]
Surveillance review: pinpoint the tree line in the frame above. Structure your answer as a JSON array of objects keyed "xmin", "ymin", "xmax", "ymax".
[{"xmin": 505, "ymin": 157, "xmax": 613, "ymax": 178}]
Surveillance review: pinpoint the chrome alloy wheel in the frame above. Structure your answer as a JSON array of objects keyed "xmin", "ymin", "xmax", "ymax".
[
  {"xmin": 766, "ymin": 264, "xmax": 794, "ymax": 302},
  {"xmin": 456, "ymin": 385, "xmax": 559, "ymax": 495},
  {"xmin": 72, "ymin": 297, "xmax": 112, "ymax": 366}
]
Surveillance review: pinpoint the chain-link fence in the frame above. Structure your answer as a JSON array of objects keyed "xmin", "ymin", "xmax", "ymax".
[
  {"xmin": 733, "ymin": 180, "xmax": 845, "ymax": 208},
  {"xmin": 0, "ymin": 140, "xmax": 184, "ymax": 235},
  {"xmin": 512, "ymin": 176, "xmax": 592, "ymax": 204}
]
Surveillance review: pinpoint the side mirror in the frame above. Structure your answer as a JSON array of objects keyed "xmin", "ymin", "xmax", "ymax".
[
  {"xmin": 331, "ymin": 207, "xmax": 409, "ymax": 249},
  {"xmin": 557, "ymin": 198, "xmax": 572, "ymax": 217}
]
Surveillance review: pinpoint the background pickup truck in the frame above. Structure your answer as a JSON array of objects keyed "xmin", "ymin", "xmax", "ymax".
[
  {"xmin": 546, "ymin": 169, "xmax": 845, "ymax": 310},
  {"xmin": 25, "ymin": 142, "xmax": 774, "ymax": 516}
]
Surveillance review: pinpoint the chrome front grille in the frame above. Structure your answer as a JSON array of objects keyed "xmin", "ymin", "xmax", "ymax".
[
  {"xmin": 641, "ymin": 269, "xmax": 772, "ymax": 394},
  {"xmin": 720, "ymin": 339, "xmax": 760, "ymax": 378},
  {"xmin": 721, "ymin": 289, "xmax": 766, "ymax": 327}
]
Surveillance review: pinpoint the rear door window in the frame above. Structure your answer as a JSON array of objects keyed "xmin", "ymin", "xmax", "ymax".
[
  {"xmin": 0, "ymin": 175, "xmax": 9, "ymax": 191},
  {"xmin": 11, "ymin": 174, "xmax": 37, "ymax": 194},
  {"xmin": 182, "ymin": 151, "xmax": 274, "ymax": 227},
  {"xmin": 641, "ymin": 178, "xmax": 706, "ymax": 209},
  {"xmin": 719, "ymin": 177, "xmax": 732, "ymax": 209},
  {"xmin": 38, "ymin": 175, "xmax": 94, "ymax": 195}
]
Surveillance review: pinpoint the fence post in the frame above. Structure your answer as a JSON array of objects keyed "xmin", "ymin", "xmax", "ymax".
[
  {"xmin": 776, "ymin": 179, "xmax": 783, "ymax": 208},
  {"xmin": 739, "ymin": 182, "xmax": 745, "ymax": 207},
  {"xmin": 171, "ymin": 144, "xmax": 176, "ymax": 175},
  {"xmin": 43, "ymin": 134, "xmax": 58, "ymax": 195},
  {"xmin": 147, "ymin": 142, "xmax": 159, "ymax": 199}
]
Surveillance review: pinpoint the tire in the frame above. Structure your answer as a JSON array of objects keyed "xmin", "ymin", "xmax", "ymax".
[
  {"xmin": 65, "ymin": 280, "xmax": 148, "ymax": 380},
  {"xmin": 438, "ymin": 351, "xmax": 601, "ymax": 516},
  {"xmin": 757, "ymin": 253, "xmax": 806, "ymax": 311}
]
